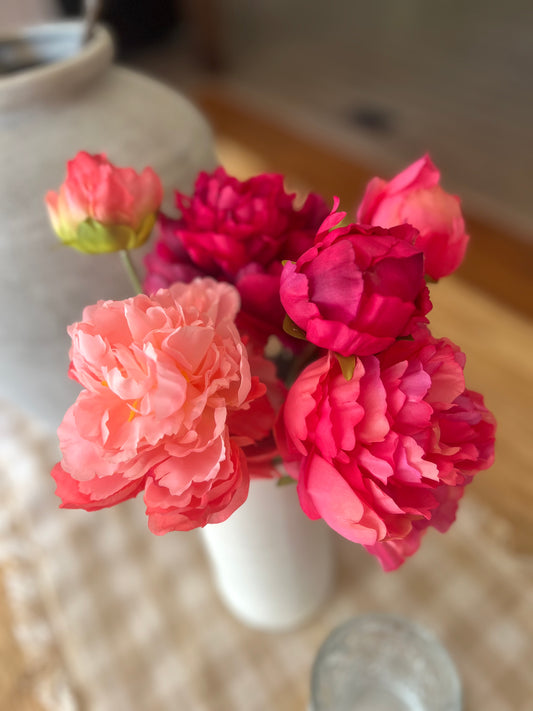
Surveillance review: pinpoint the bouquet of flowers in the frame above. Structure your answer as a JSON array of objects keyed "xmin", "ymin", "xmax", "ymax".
[{"xmin": 46, "ymin": 151, "xmax": 495, "ymax": 571}]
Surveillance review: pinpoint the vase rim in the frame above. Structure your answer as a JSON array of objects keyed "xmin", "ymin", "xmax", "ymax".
[{"xmin": 0, "ymin": 21, "xmax": 113, "ymax": 111}]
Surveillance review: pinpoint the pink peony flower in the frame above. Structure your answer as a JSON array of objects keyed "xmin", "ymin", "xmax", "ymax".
[
  {"xmin": 279, "ymin": 204, "xmax": 432, "ymax": 357},
  {"xmin": 51, "ymin": 278, "xmax": 265, "ymax": 533},
  {"xmin": 275, "ymin": 329, "xmax": 496, "ymax": 570},
  {"xmin": 143, "ymin": 168, "xmax": 329, "ymax": 347},
  {"xmin": 356, "ymin": 155, "xmax": 469, "ymax": 280},
  {"xmin": 46, "ymin": 151, "xmax": 163, "ymax": 253}
]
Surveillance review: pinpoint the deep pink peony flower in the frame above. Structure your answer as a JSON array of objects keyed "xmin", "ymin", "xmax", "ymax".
[
  {"xmin": 51, "ymin": 278, "xmax": 266, "ymax": 533},
  {"xmin": 46, "ymin": 151, "xmax": 163, "ymax": 253},
  {"xmin": 279, "ymin": 205, "xmax": 432, "ymax": 357},
  {"xmin": 275, "ymin": 329, "xmax": 496, "ymax": 570},
  {"xmin": 143, "ymin": 168, "xmax": 329, "ymax": 347},
  {"xmin": 356, "ymin": 155, "xmax": 469, "ymax": 280}
]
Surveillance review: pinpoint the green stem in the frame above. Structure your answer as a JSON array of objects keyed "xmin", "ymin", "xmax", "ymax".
[{"xmin": 120, "ymin": 250, "xmax": 143, "ymax": 295}]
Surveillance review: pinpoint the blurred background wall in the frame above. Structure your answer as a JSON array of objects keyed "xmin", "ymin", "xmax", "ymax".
[{"xmin": 207, "ymin": 1, "xmax": 533, "ymax": 245}]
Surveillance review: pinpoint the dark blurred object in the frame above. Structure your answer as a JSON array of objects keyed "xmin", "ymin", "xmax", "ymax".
[
  {"xmin": 57, "ymin": 0, "xmax": 180, "ymax": 52},
  {"xmin": 182, "ymin": 0, "xmax": 225, "ymax": 72},
  {"xmin": 348, "ymin": 105, "xmax": 395, "ymax": 133},
  {"xmin": 57, "ymin": 0, "xmax": 81, "ymax": 15}
]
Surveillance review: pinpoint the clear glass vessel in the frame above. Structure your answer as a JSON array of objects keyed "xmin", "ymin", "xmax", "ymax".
[{"xmin": 310, "ymin": 614, "xmax": 461, "ymax": 711}]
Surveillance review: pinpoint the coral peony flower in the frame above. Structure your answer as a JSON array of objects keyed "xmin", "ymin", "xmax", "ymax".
[
  {"xmin": 143, "ymin": 168, "xmax": 329, "ymax": 347},
  {"xmin": 46, "ymin": 151, "xmax": 163, "ymax": 253},
  {"xmin": 356, "ymin": 155, "xmax": 469, "ymax": 280},
  {"xmin": 279, "ymin": 204, "xmax": 431, "ymax": 357},
  {"xmin": 51, "ymin": 278, "xmax": 266, "ymax": 533},
  {"xmin": 276, "ymin": 329, "xmax": 496, "ymax": 570}
]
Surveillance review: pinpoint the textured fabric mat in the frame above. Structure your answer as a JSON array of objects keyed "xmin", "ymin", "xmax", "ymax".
[{"xmin": 1, "ymin": 400, "xmax": 532, "ymax": 711}]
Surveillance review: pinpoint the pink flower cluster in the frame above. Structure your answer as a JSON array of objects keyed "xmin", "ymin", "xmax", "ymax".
[
  {"xmin": 275, "ymin": 163, "xmax": 493, "ymax": 570},
  {"xmin": 49, "ymin": 151, "xmax": 495, "ymax": 570},
  {"xmin": 144, "ymin": 167, "xmax": 329, "ymax": 347}
]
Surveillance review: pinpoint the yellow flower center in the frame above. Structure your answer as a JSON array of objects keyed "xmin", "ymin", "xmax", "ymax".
[{"xmin": 128, "ymin": 399, "xmax": 140, "ymax": 422}]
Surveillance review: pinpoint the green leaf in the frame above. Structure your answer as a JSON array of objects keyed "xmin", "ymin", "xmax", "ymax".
[
  {"xmin": 335, "ymin": 352, "xmax": 357, "ymax": 381},
  {"xmin": 282, "ymin": 314, "xmax": 307, "ymax": 340},
  {"xmin": 276, "ymin": 475, "xmax": 296, "ymax": 487}
]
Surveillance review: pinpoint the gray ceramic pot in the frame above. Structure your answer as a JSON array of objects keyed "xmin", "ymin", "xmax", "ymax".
[{"xmin": 0, "ymin": 21, "xmax": 217, "ymax": 429}]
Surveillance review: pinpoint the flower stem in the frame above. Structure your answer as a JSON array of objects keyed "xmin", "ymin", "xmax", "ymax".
[{"xmin": 120, "ymin": 250, "xmax": 143, "ymax": 295}]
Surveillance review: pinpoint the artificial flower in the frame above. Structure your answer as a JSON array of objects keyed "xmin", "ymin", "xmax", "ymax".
[
  {"xmin": 356, "ymin": 155, "xmax": 469, "ymax": 280},
  {"xmin": 279, "ymin": 204, "xmax": 431, "ymax": 357},
  {"xmin": 46, "ymin": 151, "xmax": 163, "ymax": 253},
  {"xmin": 275, "ymin": 329, "xmax": 495, "ymax": 569},
  {"xmin": 143, "ymin": 167, "xmax": 329, "ymax": 347},
  {"xmin": 52, "ymin": 278, "xmax": 266, "ymax": 533}
]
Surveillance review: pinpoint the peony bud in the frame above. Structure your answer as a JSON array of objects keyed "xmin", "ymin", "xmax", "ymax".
[
  {"xmin": 357, "ymin": 155, "xmax": 469, "ymax": 280},
  {"xmin": 46, "ymin": 151, "xmax": 163, "ymax": 254}
]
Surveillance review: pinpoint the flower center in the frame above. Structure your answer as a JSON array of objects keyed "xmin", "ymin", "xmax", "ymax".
[{"xmin": 127, "ymin": 399, "xmax": 140, "ymax": 422}]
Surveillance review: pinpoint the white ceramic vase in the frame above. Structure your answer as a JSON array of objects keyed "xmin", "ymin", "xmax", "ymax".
[
  {"xmin": 200, "ymin": 477, "xmax": 335, "ymax": 631},
  {"xmin": 0, "ymin": 21, "xmax": 217, "ymax": 430}
]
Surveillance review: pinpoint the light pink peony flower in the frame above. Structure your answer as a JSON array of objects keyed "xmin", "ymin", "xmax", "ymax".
[
  {"xmin": 276, "ymin": 329, "xmax": 496, "ymax": 570},
  {"xmin": 279, "ymin": 204, "xmax": 431, "ymax": 357},
  {"xmin": 52, "ymin": 278, "xmax": 265, "ymax": 533},
  {"xmin": 46, "ymin": 151, "xmax": 163, "ymax": 253},
  {"xmin": 356, "ymin": 155, "xmax": 469, "ymax": 280},
  {"xmin": 143, "ymin": 168, "xmax": 329, "ymax": 348}
]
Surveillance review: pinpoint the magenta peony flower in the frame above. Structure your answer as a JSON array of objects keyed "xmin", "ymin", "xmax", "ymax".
[
  {"xmin": 143, "ymin": 168, "xmax": 329, "ymax": 347},
  {"xmin": 356, "ymin": 155, "xmax": 469, "ymax": 280},
  {"xmin": 279, "ymin": 205, "xmax": 432, "ymax": 357},
  {"xmin": 46, "ymin": 151, "xmax": 163, "ymax": 253},
  {"xmin": 275, "ymin": 329, "xmax": 496, "ymax": 570},
  {"xmin": 51, "ymin": 278, "xmax": 267, "ymax": 533}
]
